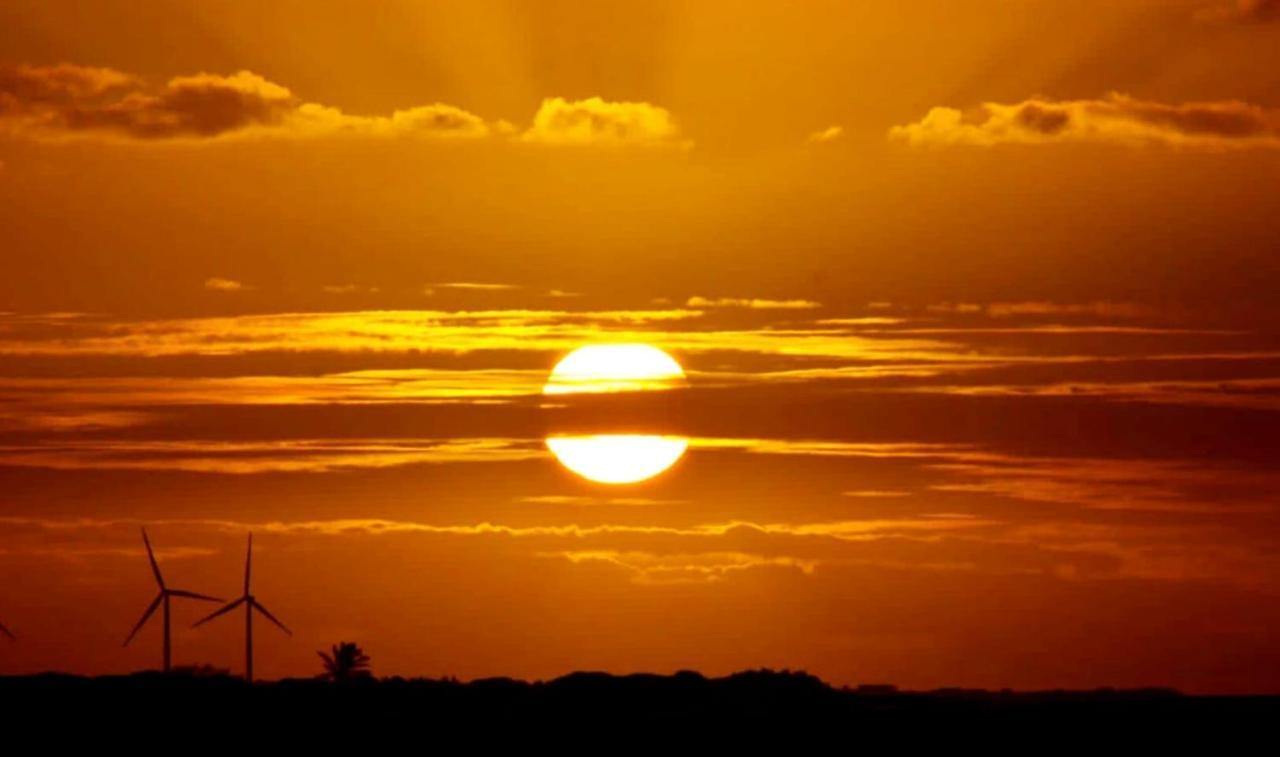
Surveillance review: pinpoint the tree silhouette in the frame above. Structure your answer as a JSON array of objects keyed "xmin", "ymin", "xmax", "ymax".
[{"xmin": 318, "ymin": 641, "xmax": 372, "ymax": 682}]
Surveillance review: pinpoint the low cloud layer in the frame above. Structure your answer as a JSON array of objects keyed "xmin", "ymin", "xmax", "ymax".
[
  {"xmin": 0, "ymin": 64, "xmax": 685, "ymax": 146},
  {"xmin": 891, "ymin": 93, "xmax": 1280, "ymax": 149},
  {"xmin": 0, "ymin": 64, "xmax": 490, "ymax": 142}
]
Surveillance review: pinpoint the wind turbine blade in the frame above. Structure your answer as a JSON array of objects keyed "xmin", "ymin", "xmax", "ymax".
[
  {"xmin": 191, "ymin": 597, "xmax": 246, "ymax": 628},
  {"xmin": 141, "ymin": 527, "xmax": 165, "ymax": 590},
  {"xmin": 244, "ymin": 532, "xmax": 252, "ymax": 595},
  {"xmin": 0, "ymin": 622, "xmax": 14, "ymax": 640},
  {"xmin": 251, "ymin": 600, "xmax": 292, "ymax": 636},
  {"xmin": 167, "ymin": 589, "xmax": 223, "ymax": 603},
  {"xmin": 123, "ymin": 592, "xmax": 164, "ymax": 646}
]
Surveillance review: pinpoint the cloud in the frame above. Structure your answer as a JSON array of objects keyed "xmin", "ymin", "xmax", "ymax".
[
  {"xmin": 522, "ymin": 96, "xmax": 689, "ymax": 147},
  {"xmin": 543, "ymin": 549, "xmax": 819, "ymax": 584},
  {"xmin": 431, "ymin": 282, "xmax": 520, "ymax": 291},
  {"xmin": 930, "ymin": 456, "xmax": 1275, "ymax": 514},
  {"xmin": 0, "ymin": 438, "xmax": 543, "ymax": 474},
  {"xmin": 890, "ymin": 93, "xmax": 1280, "ymax": 149},
  {"xmin": 295, "ymin": 103, "xmax": 491, "ymax": 139},
  {"xmin": 203, "ymin": 277, "xmax": 245, "ymax": 292},
  {"xmin": 686, "ymin": 296, "xmax": 822, "ymax": 310},
  {"xmin": 817, "ymin": 317, "xmax": 906, "ymax": 326},
  {"xmin": 0, "ymin": 368, "xmax": 547, "ymax": 408},
  {"xmin": 321, "ymin": 284, "xmax": 380, "ymax": 295},
  {"xmin": 808, "ymin": 125, "xmax": 844, "ymax": 143},
  {"xmin": 914, "ymin": 377, "xmax": 1280, "ymax": 413},
  {"xmin": 0, "ymin": 64, "xmax": 491, "ymax": 142},
  {"xmin": 926, "ymin": 301, "xmax": 1154, "ymax": 319},
  {"xmin": 1194, "ymin": 0, "xmax": 1280, "ymax": 23},
  {"xmin": 0, "ymin": 63, "xmax": 136, "ymax": 105},
  {"xmin": 984, "ymin": 301, "xmax": 1154, "ymax": 319},
  {"xmin": 2, "ymin": 66, "xmax": 698, "ymax": 149},
  {"xmin": 8, "ymin": 511, "xmax": 1276, "ymax": 591},
  {"xmin": 5, "ymin": 306, "xmax": 1276, "ymax": 420},
  {"xmin": 0, "ymin": 513, "xmax": 994, "ymax": 544},
  {"xmin": 0, "ymin": 409, "xmax": 154, "ymax": 433},
  {"xmin": 0, "ymin": 433, "xmax": 1055, "ymax": 479},
  {"xmin": 0, "ymin": 308, "xmax": 950, "ymax": 362},
  {"xmin": 693, "ymin": 438, "xmax": 973, "ymax": 460},
  {"xmin": 518, "ymin": 495, "xmax": 681, "ymax": 507}
]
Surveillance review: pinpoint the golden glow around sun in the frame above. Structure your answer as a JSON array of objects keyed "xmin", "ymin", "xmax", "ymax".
[
  {"xmin": 543, "ymin": 344, "xmax": 688, "ymax": 484},
  {"xmin": 546, "ymin": 435, "xmax": 689, "ymax": 484},
  {"xmin": 543, "ymin": 343, "xmax": 686, "ymax": 395}
]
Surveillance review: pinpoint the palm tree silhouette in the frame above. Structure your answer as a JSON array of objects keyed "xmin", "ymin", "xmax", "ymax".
[{"xmin": 318, "ymin": 641, "xmax": 372, "ymax": 682}]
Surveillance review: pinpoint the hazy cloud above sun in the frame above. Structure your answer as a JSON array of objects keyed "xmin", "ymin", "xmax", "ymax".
[
  {"xmin": 0, "ymin": 63, "xmax": 685, "ymax": 146},
  {"xmin": 891, "ymin": 93, "xmax": 1280, "ymax": 149}
]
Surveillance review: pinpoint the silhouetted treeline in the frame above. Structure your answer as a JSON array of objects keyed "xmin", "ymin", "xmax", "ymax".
[{"xmin": 1, "ymin": 668, "xmax": 1275, "ymax": 736}]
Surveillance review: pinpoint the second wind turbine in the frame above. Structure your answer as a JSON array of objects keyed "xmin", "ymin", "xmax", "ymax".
[{"xmin": 193, "ymin": 533, "xmax": 291, "ymax": 682}]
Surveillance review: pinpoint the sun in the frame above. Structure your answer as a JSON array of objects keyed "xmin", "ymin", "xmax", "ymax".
[
  {"xmin": 543, "ymin": 343, "xmax": 688, "ymax": 484},
  {"xmin": 545, "ymin": 435, "xmax": 689, "ymax": 484},
  {"xmin": 542, "ymin": 343, "xmax": 686, "ymax": 395}
]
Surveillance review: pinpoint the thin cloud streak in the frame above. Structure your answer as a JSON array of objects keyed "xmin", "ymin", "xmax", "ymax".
[
  {"xmin": 541, "ymin": 550, "xmax": 820, "ymax": 584},
  {"xmin": 6, "ymin": 309, "xmax": 1268, "ymax": 379},
  {"xmin": 0, "ymin": 513, "xmax": 999, "ymax": 543},
  {"xmin": 929, "ymin": 456, "xmax": 1280, "ymax": 514},
  {"xmin": 0, "ymin": 438, "xmax": 546, "ymax": 474},
  {"xmin": 0, "ymin": 438, "xmax": 975, "ymax": 474},
  {"xmin": 686, "ymin": 296, "xmax": 822, "ymax": 310},
  {"xmin": 7, "ymin": 512, "xmax": 1274, "ymax": 589},
  {"xmin": 0, "ymin": 369, "xmax": 547, "ymax": 406},
  {"xmin": 894, "ymin": 377, "xmax": 1280, "ymax": 412}
]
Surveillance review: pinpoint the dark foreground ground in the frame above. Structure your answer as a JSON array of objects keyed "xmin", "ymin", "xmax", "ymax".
[{"xmin": 2, "ymin": 668, "xmax": 1276, "ymax": 737}]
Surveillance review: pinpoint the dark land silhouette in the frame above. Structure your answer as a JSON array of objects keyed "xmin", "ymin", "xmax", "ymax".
[{"xmin": 1, "ymin": 668, "xmax": 1274, "ymax": 733}]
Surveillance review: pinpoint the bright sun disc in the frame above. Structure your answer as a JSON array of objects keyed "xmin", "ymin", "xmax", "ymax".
[
  {"xmin": 546, "ymin": 435, "xmax": 688, "ymax": 484},
  {"xmin": 543, "ymin": 344, "xmax": 688, "ymax": 484},
  {"xmin": 543, "ymin": 343, "xmax": 686, "ymax": 395}
]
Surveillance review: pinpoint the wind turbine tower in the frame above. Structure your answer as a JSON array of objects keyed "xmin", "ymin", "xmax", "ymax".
[
  {"xmin": 124, "ymin": 528, "xmax": 222, "ymax": 671},
  {"xmin": 193, "ymin": 533, "xmax": 291, "ymax": 682}
]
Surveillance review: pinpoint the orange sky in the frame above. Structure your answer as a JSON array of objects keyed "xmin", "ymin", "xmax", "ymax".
[{"xmin": 2, "ymin": 1, "xmax": 1280, "ymax": 693}]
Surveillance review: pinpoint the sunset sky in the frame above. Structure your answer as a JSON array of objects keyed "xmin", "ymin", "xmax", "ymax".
[{"xmin": 2, "ymin": 0, "xmax": 1280, "ymax": 693}]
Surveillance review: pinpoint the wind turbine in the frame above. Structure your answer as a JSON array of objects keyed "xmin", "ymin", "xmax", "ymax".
[
  {"xmin": 193, "ymin": 533, "xmax": 291, "ymax": 682},
  {"xmin": 123, "ymin": 528, "xmax": 222, "ymax": 672}
]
